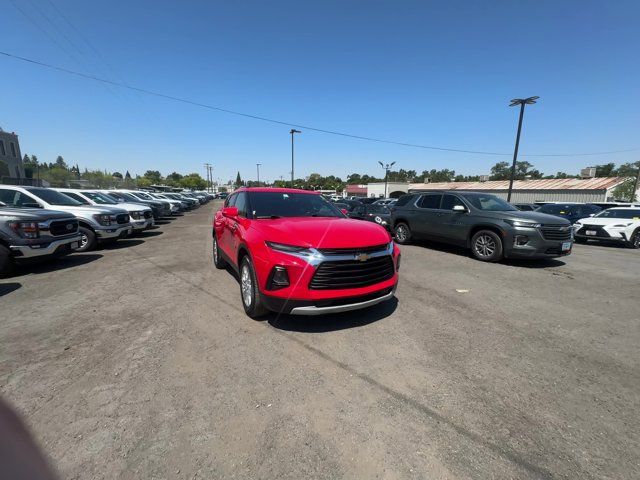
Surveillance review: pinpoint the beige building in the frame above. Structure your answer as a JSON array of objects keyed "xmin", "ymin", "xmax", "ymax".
[{"xmin": 0, "ymin": 128, "xmax": 24, "ymax": 180}]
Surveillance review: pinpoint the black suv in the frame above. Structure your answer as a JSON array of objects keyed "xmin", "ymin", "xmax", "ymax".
[{"xmin": 391, "ymin": 191, "xmax": 573, "ymax": 261}]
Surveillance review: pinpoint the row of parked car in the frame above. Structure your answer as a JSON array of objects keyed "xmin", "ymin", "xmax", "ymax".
[
  {"xmin": 329, "ymin": 194, "xmax": 640, "ymax": 261},
  {"xmin": 0, "ymin": 186, "xmax": 214, "ymax": 276}
]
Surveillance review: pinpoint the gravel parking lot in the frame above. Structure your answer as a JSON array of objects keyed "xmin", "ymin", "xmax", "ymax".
[{"xmin": 1, "ymin": 201, "xmax": 638, "ymax": 479}]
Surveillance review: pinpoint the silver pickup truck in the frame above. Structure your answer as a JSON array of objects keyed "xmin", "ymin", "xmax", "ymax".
[
  {"xmin": 0, "ymin": 186, "xmax": 133, "ymax": 252},
  {"xmin": 0, "ymin": 201, "xmax": 81, "ymax": 276}
]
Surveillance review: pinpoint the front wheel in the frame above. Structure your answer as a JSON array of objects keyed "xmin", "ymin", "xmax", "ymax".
[
  {"xmin": 239, "ymin": 256, "xmax": 268, "ymax": 319},
  {"xmin": 627, "ymin": 229, "xmax": 640, "ymax": 249},
  {"xmin": 77, "ymin": 227, "xmax": 97, "ymax": 252},
  {"xmin": 471, "ymin": 230, "xmax": 503, "ymax": 262},
  {"xmin": 394, "ymin": 222, "xmax": 412, "ymax": 245},
  {"xmin": 212, "ymin": 234, "xmax": 227, "ymax": 269},
  {"xmin": 0, "ymin": 244, "xmax": 14, "ymax": 278}
]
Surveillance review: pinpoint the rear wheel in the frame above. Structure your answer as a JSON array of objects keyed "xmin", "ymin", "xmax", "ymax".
[
  {"xmin": 394, "ymin": 222, "xmax": 412, "ymax": 245},
  {"xmin": 628, "ymin": 229, "xmax": 640, "ymax": 249},
  {"xmin": 77, "ymin": 227, "xmax": 97, "ymax": 252},
  {"xmin": 239, "ymin": 256, "xmax": 268, "ymax": 319},
  {"xmin": 471, "ymin": 230, "xmax": 503, "ymax": 262},
  {"xmin": 212, "ymin": 234, "xmax": 227, "ymax": 269},
  {"xmin": 0, "ymin": 244, "xmax": 14, "ymax": 278}
]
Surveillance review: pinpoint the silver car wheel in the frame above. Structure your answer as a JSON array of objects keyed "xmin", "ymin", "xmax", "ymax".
[
  {"xmin": 241, "ymin": 264, "xmax": 252, "ymax": 307},
  {"xmin": 213, "ymin": 237, "xmax": 219, "ymax": 263},
  {"xmin": 474, "ymin": 234, "xmax": 496, "ymax": 258},
  {"xmin": 396, "ymin": 225, "xmax": 407, "ymax": 242},
  {"xmin": 80, "ymin": 232, "xmax": 88, "ymax": 249}
]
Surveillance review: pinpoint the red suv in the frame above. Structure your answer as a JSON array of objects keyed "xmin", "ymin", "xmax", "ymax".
[{"xmin": 213, "ymin": 188, "xmax": 400, "ymax": 318}]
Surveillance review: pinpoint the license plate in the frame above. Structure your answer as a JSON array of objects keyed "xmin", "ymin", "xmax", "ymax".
[
  {"xmin": 562, "ymin": 242, "xmax": 572, "ymax": 251},
  {"xmin": 70, "ymin": 242, "xmax": 79, "ymax": 249},
  {"xmin": 585, "ymin": 230, "xmax": 597, "ymax": 236}
]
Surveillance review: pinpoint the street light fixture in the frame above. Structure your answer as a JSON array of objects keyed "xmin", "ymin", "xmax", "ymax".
[
  {"xmin": 507, "ymin": 96, "xmax": 539, "ymax": 202},
  {"xmin": 378, "ymin": 161, "xmax": 396, "ymax": 198},
  {"xmin": 256, "ymin": 163, "xmax": 262, "ymax": 186},
  {"xmin": 290, "ymin": 129, "xmax": 301, "ymax": 187}
]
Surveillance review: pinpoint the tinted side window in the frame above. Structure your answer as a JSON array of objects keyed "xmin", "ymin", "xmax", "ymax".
[
  {"xmin": 440, "ymin": 194, "xmax": 465, "ymax": 210},
  {"xmin": 418, "ymin": 194, "xmax": 442, "ymax": 209},
  {"xmin": 62, "ymin": 192, "xmax": 90, "ymax": 205},
  {"xmin": 235, "ymin": 192, "xmax": 248, "ymax": 217},
  {"xmin": 0, "ymin": 189, "xmax": 16, "ymax": 205},
  {"xmin": 225, "ymin": 193, "xmax": 237, "ymax": 207},
  {"xmin": 395, "ymin": 194, "xmax": 414, "ymax": 207}
]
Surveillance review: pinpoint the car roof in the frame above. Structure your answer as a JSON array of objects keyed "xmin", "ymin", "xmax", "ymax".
[{"xmin": 235, "ymin": 187, "xmax": 319, "ymax": 195}]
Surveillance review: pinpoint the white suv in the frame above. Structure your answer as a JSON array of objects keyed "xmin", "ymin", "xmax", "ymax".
[{"xmin": 574, "ymin": 207, "xmax": 640, "ymax": 248}]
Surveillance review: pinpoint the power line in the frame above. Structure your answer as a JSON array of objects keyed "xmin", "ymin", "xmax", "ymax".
[{"xmin": 0, "ymin": 49, "xmax": 636, "ymax": 158}]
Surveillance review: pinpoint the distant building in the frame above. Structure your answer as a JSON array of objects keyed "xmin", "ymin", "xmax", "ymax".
[
  {"xmin": 408, "ymin": 177, "xmax": 631, "ymax": 203},
  {"xmin": 0, "ymin": 128, "xmax": 24, "ymax": 180}
]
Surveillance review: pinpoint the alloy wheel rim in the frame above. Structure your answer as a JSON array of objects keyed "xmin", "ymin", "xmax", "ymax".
[
  {"xmin": 241, "ymin": 264, "xmax": 252, "ymax": 307},
  {"xmin": 396, "ymin": 225, "xmax": 406, "ymax": 241},
  {"xmin": 475, "ymin": 235, "xmax": 495, "ymax": 258},
  {"xmin": 635, "ymin": 234, "xmax": 640, "ymax": 248},
  {"xmin": 80, "ymin": 233, "xmax": 88, "ymax": 248},
  {"xmin": 213, "ymin": 237, "xmax": 218, "ymax": 263}
]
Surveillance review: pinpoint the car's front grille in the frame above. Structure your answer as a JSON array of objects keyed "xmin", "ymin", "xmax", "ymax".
[
  {"xmin": 143, "ymin": 211, "xmax": 152, "ymax": 219},
  {"xmin": 576, "ymin": 225, "xmax": 610, "ymax": 238},
  {"xmin": 49, "ymin": 219, "xmax": 78, "ymax": 236},
  {"xmin": 317, "ymin": 244, "xmax": 388, "ymax": 256},
  {"xmin": 116, "ymin": 214, "xmax": 130, "ymax": 224},
  {"xmin": 309, "ymin": 255, "xmax": 395, "ymax": 290},
  {"xmin": 540, "ymin": 225, "xmax": 572, "ymax": 241}
]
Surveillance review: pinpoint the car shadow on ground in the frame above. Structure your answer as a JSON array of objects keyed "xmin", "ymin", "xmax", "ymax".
[
  {"xmin": 154, "ymin": 219, "xmax": 172, "ymax": 225},
  {"xmin": 11, "ymin": 253, "xmax": 103, "ymax": 277},
  {"xmin": 100, "ymin": 239, "xmax": 145, "ymax": 250},
  {"xmin": 411, "ymin": 239, "xmax": 566, "ymax": 268},
  {"xmin": 136, "ymin": 230, "xmax": 163, "ymax": 238},
  {"xmin": 0, "ymin": 282, "xmax": 21, "ymax": 296},
  {"xmin": 267, "ymin": 297, "xmax": 398, "ymax": 333}
]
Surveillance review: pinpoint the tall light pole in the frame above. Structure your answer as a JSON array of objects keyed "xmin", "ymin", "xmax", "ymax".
[
  {"xmin": 507, "ymin": 96, "xmax": 539, "ymax": 202},
  {"xmin": 378, "ymin": 161, "xmax": 396, "ymax": 198},
  {"xmin": 204, "ymin": 163, "xmax": 212, "ymax": 193},
  {"xmin": 290, "ymin": 129, "xmax": 301, "ymax": 187},
  {"xmin": 256, "ymin": 163, "xmax": 262, "ymax": 186}
]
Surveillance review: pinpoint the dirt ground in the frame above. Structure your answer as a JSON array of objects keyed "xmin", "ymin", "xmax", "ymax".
[{"xmin": 1, "ymin": 202, "xmax": 638, "ymax": 479}]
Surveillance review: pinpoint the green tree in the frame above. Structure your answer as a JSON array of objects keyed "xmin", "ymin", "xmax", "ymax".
[
  {"xmin": 180, "ymin": 173, "xmax": 207, "ymax": 190},
  {"xmin": 136, "ymin": 176, "xmax": 152, "ymax": 188},
  {"xmin": 143, "ymin": 170, "xmax": 162, "ymax": 183},
  {"xmin": 611, "ymin": 177, "xmax": 638, "ymax": 202},
  {"xmin": 55, "ymin": 156, "xmax": 68, "ymax": 170},
  {"xmin": 112, "ymin": 171, "xmax": 123, "ymax": 179},
  {"xmin": 235, "ymin": 171, "xmax": 243, "ymax": 187},
  {"xmin": 594, "ymin": 163, "xmax": 616, "ymax": 177},
  {"xmin": 489, "ymin": 162, "xmax": 511, "ymax": 180},
  {"xmin": 125, "ymin": 170, "xmax": 132, "ymax": 179},
  {"xmin": 616, "ymin": 162, "xmax": 640, "ymax": 177}
]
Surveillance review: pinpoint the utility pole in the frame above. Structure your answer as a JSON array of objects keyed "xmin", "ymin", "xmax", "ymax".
[
  {"xmin": 507, "ymin": 96, "xmax": 539, "ymax": 202},
  {"xmin": 256, "ymin": 163, "xmax": 262, "ymax": 186},
  {"xmin": 378, "ymin": 161, "xmax": 396, "ymax": 198},
  {"xmin": 204, "ymin": 163, "xmax": 212, "ymax": 193},
  {"xmin": 290, "ymin": 129, "xmax": 301, "ymax": 187}
]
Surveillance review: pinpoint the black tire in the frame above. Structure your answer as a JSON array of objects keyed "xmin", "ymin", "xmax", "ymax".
[
  {"xmin": 212, "ymin": 234, "xmax": 227, "ymax": 269},
  {"xmin": 239, "ymin": 256, "xmax": 268, "ymax": 319},
  {"xmin": 627, "ymin": 229, "xmax": 640, "ymax": 249},
  {"xmin": 470, "ymin": 230, "xmax": 503, "ymax": 262},
  {"xmin": 77, "ymin": 226, "xmax": 97, "ymax": 252},
  {"xmin": 575, "ymin": 237, "xmax": 588, "ymax": 244},
  {"xmin": 0, "ymin": 244, "xmax": 14, "ymax": 278},
  {"xmin": 394, "ymin": 222, "xmax": 412, "ymax": 245}
]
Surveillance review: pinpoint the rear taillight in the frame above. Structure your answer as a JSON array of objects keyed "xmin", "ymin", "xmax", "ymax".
[{"xmin": 9, "ymin": 221, "xmax": 40, "ymax": 239}]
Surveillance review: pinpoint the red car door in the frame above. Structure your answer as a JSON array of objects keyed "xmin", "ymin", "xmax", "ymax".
[{"xmin": 217, "ymin": 193, "xmax": 237, "ymax": 260}]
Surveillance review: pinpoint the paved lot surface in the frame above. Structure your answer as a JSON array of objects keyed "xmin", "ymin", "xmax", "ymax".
[{"xmin": 1, "ymin": 202, "xmax": 639, "ymax": 479}]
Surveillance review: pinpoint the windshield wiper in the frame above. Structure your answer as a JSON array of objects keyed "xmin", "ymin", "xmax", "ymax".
[{"xmin": 255, "ymin": 215, "xmax": 281, "ymax": 219}]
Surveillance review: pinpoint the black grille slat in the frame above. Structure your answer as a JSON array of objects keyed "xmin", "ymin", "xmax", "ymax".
[
  {"xmin": 540, "ymin": 225, "xmax": 572, "ymax": 241},
  {"xmin": 49, "ymin": 220, "xmax": 78, "ymax": 236},
  {"xmin": 143, "ymin": 211, "xmax": 152, "ymax": 219},
  {"xmin": 116, "ymin": 214, "xmax": 129, "ymax": 224},
  {"xmin": 310, "ymin": 256, "xmax": 395, "ymax": 290}
]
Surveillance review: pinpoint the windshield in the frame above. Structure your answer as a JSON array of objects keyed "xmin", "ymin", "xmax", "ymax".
[
  {"xmin": 368, "ymin": 204, "xmax": 390, "ymax": 214},
  {"xmin": 84, "ymin": 191, "xmax": 117, "ymax": 204},
  {"xmin": 248, "ymin": 192, "xmax": 343, "ymax": 218},
  {"xmin": 26, "ymin": 188, "xmax": 82, "ymax": 206},
  {"xmin": 460, "ymin": 193, "xmax": 517, "ymax": 211},
  {"xmin": 595, "ymin": 209, "xmax": 640, "ymax": 219},
  {"xmin": 131, "ymin": 191, "xmax": 152, "ymax": 200}
]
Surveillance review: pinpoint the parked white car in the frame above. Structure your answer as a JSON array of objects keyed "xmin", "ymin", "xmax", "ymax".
[
  {"xmin": 54, "ymin": 188, "xmax": 154, "ymax": 233},
  {"xmin": 574, "ymin": 207, "xmax": 640, "ymax": 248}
]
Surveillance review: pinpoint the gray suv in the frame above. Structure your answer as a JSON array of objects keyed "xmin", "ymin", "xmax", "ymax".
[
  {"xmin": 0, "ymin": 201, "xmax": 81, "ymax": 276},
  {"xmin": 391, "ymin": 191, "xmax": 573, "ymax": 261}
]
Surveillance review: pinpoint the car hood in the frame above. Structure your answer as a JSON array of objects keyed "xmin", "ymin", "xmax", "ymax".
[
  {"xmin": 118, "ymin": 202, "xmax": 152, "ymax": 212},
  {"xmin": 0, "ymin": 207, "xmax": 75, "ymax": 220},
  {"xmin": 575, "ymin": 217, "xmax": 638, "ymax": 226},
  {"xmin": 50, "ymin": 205, "xmax": 129, "ymax": 216},
  {"xmin": 250, "ymin": 217, "xmax": 391, "ymax": 248},
  {"xmin": 483, "ymin": 210, "xmax": 572, "ymax": 225}
]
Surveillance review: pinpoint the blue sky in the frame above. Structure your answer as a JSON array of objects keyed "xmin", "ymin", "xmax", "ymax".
[{"xmin": 1, "ymin": 0, "xmax": 639, "ymax": 183}]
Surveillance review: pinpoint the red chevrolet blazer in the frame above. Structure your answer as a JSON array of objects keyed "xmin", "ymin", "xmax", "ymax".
[{"xmin": 212, "ymin": 188, "xmax": 400, "ymax": 318}]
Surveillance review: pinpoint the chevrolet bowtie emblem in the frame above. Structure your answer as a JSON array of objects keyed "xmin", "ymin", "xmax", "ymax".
[{"xmin": 355, "ymin": 253, "xmax": 370, "ymax": 262}]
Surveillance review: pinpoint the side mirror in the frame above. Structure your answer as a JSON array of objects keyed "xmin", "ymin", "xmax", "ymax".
[
  {"xmin": 222, "ymin": 206, "xmax": 238, "ymax": 218},
  {"xmin": 589, "ymin": 213, "xmax": 595, "ymax": 217},
  {"xmin": 453, "ymin": 205, "xmax": 467, "ymax": 212},
  {"xmin": 340, "ymin": 208, "xmax": 348, "ymax": 215}
]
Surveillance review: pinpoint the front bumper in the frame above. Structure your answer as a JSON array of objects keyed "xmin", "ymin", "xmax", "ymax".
[
  {"xmin": 132, "ymin": 218, "xmax": 155, "ymax": 231},
  {"xmin": 504, "ymin": 227, "xmax": 573, "ymax": 259},
  {"xmin": 95, "ymin": 224, "xmax": 133, "ymax": 239},
  {"xmin": 263, "ymin": 285, "xmax": 397, "ymax": 315},
  {"xmin": 11, "ymin": 234, "xmax": 82, "ymax": 259}
]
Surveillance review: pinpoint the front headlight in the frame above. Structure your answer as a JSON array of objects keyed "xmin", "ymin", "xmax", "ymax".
[
  {"xmin": 93, "ymin": 214, "xmax": 111, "ymax": 226},
  {"xmin": 130, "ymin": 211, "xmax": 142, "ymax": 220},
  {"xmin": 9, "ymin": 221, "xmax": 40, "ymax": 239},
  {"xmin": 265, "ymin": 241, "xmax": 313, "ymax": 256},
  {"xmin": 504, "ymin": 219, "xmax": 541, "ymax": 228},
  {"xmin": 612, "ymin": 223, "xmax": 633, "ymax": 228}
]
